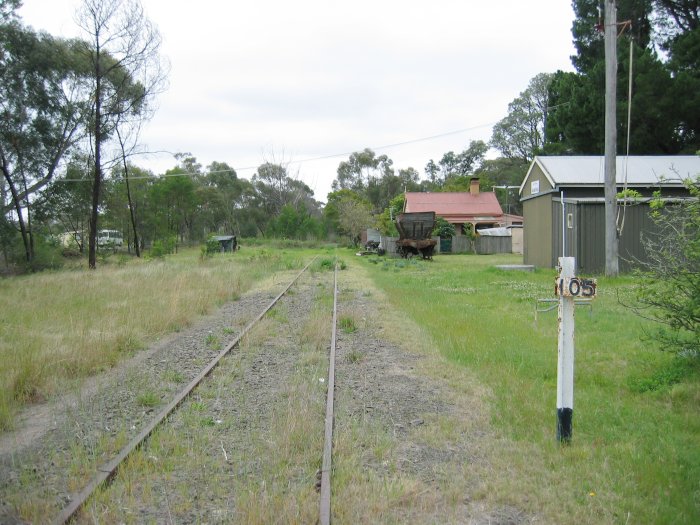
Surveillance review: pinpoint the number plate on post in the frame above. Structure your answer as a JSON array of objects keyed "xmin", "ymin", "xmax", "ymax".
[{"xmin": 555, "ymin": 277, "xmax": 597, "ymax": 298}]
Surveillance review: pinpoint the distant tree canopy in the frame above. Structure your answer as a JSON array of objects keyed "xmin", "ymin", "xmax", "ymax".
[
  {"xmin": 424, "ymin": 140, "xmax": 488, "ymax": 186},
  {"xmin": 18, "ymin": 0, "xmax": 686, "ymax": 268}
]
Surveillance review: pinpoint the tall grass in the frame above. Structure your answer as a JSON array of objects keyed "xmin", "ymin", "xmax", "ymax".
[
  {"xmin": 363, "ymin": 253, "xmax": 700, "ymax": 524},
  {"xmin": 0, "ymin": 247, "xmax": 307, "ymax": 430}
]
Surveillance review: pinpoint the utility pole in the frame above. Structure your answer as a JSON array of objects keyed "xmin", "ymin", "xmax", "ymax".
[
  {"xmin": 604, "ymin": 0, "xmax": 619, "ymax": 276},
  {"xmin": 492, "ymin": 185, "xmax": 520, "ymax": 216}
]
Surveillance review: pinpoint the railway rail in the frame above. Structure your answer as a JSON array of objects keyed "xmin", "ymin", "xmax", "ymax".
[{"xmin": 53, "ymin": 257, "xmax": 341, "ymax": 524}]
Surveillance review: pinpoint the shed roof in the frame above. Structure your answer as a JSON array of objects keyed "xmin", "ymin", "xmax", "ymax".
[
  {"xmin": 521, "ymin": 155, "xmax": 700, "ymax": 194},
  {"xmin": 404, "ymin": 192, "xmax": 503, "ymax": 221}
]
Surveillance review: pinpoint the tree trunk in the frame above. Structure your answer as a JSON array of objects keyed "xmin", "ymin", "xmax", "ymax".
[
  {"xmin": 121, "ymin": 151, "xmax": 140, "ymax": 257},
  {"xmin": 125, "ymin": 172, "xmax": 140, "ymax": 257},
  {"xmin": 89, "ymin": 47, "xmax": 102, "ymax": 270},
  {"xmin": 2, "ymin": 169, "xmax": 30, "ymax": 263}
]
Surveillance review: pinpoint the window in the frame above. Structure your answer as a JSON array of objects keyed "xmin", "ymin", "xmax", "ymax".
[{"xmin": 567, "ymin": 213, "xmax": 573, "ymax": 229}]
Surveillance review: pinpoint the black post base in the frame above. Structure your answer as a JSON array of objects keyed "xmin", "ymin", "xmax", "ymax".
[{"xmin": 557, "ymin": 408, "xmax": 573, "ymax": 443}]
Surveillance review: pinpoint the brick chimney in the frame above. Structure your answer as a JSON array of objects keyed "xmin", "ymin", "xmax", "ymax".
[{"xmin": 470, "ymin": 177, "xmax": 480, "ymax": 196}]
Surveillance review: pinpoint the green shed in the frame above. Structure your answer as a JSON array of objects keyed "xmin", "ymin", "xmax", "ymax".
[{"xmin": 519, "ymin": 156, "xmax": 698, "ymax": 272}]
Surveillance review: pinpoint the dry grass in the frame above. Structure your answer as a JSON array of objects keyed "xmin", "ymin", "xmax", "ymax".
[
  {"xmin": 329, "ymin": 261, "xmax": 499, "ymax": 523},
  {"xmin": 84, "ymin": 273, "xmax": 331, "ymax": 523},
  {"xmin": 0, "ymin": 249, "xmax": 294, "ymax": 430}
]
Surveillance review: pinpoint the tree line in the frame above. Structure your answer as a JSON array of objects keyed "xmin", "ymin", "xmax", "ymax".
[{"xmin": 2, "ymin": 0, "xmax": 698, "ymax": 272}]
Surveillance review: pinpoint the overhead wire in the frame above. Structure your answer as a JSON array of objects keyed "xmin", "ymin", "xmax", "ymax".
[
  {"xmin": 53, "ymin": 121, "xmax": 497, "ymax": 182},
  {"xmin": 617, "ymin": 26, "xmax": 634, "ymax": 236}
]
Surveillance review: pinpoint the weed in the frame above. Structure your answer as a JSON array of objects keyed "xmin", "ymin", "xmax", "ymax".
[
  {"xmin": 137, "ymin": 390, "xmax": 160, "ymax": 408},
  {"xmin": 346, "ymin": 350, "xmax": 364, "ymax": 363},
  {"xmin": 163, "ymin": 369, "xmax": 185, "ymax": 383},
  {"xmin": 339, "ymin": 316, "xmax": 357, "ymax": 333},
  {"xmin": 190, "ymin": 401, "xmax": 206, "ymax": 412},
  {"xmin": 199, "ymin": 416, "xmax": 216, "ymax": 427},
  {"xmin": 205, "ymin": 333, "xmax": 219, "ymax": 348}
]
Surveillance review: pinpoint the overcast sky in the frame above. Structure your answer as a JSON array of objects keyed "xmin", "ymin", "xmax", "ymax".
[{"xmin": 19, "ymin": 0, "xmax": 576, "ymax": 202}]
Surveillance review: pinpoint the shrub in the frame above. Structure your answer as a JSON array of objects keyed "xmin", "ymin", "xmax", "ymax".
[
  {"xmin": 149, "ymin": 236, "xmax": 177, "ymax": 258},
  {"xmin": 633, "ymin": 176, "xmax": 699, "ymax": 358}
]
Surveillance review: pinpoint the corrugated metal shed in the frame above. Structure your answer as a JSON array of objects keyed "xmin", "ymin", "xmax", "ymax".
[
  {"xmin": 519, "ymin": 155, "xmax": 698, "ymax": 271},
  {"xmin": 521, "ymin": 155, "xmax": 698, "ymax": 192}
]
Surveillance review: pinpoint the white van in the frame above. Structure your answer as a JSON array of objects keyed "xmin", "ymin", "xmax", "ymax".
[{"xmin": 97, "ymin": 229, "xmax": 124, "ymax": 247}]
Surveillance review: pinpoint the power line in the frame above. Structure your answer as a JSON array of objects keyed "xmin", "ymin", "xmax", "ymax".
[{"xmin": 54, "ymin": 121, "xmax": 497, "ymax": 182}]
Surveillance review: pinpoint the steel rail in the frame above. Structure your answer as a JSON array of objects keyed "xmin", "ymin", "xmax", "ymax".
[
  {"xmin": 319, "ymin": 263, "xmax": 338, "ymax": 525},
  {"xmin": 54, "ymin": 258, "xmax": 317, "ymax": 525}
]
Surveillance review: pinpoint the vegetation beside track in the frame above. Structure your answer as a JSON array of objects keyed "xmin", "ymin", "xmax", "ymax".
[
  {"xmin": 2, "ymin": 246, "xmax": 698, "ymax": 523},
  {"xmin": 361, "ymin": 252, "xmax": 699, "ymax": 524},
  {"xmin": 0, "ymin": 247, "xmax": 314, "ymax": 430}
]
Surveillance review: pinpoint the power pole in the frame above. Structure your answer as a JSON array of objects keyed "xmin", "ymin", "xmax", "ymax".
[{"xmin": 604, "ymin": 0, "xmax": 619, "ymax": 276}]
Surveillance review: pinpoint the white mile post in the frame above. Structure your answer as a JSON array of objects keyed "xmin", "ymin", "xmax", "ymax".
[{"xmin": 556, "ymin": 257, "xmax": 576, "ymax": 443}]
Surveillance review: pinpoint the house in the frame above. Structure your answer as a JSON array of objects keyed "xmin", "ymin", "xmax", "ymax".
[
  {"xmin": 404, "ymin": 178, "xmax": 508, "ymax": 235},
  {"xmin": 519, "ymin": 155, "xmax": 699, "ymax": 272}
]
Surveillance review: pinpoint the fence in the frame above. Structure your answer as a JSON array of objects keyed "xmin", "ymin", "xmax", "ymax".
[{"xmin": 380, "ymin": 235, "xmax": 512, "ymax": 256}]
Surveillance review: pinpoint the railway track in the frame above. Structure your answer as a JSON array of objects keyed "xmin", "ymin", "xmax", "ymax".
[
  {"xmin": 2, "ymin": 254, "xmax": 495, "ymax": 523},
  {"xmin": 53, "ymin": 257, "xmax": 341, "ymax": 524}
]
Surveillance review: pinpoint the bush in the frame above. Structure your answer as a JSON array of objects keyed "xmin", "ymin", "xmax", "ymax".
[
  {"xmin": 634, "ymin": 176, "xmax": 699, "ymax": 358},
  {"xmin": 432, "ymin": 216, "xmax": 456, "ymax": 238},
  {"xmin": 10, "ymin": 236, "xmax": 64, "ymax": 273},
  {"xmin": 201, "ymin": 237, "xmax": 221, "ymax": 259},
  {"xmin": 149, "ymin": 236, "xmax": 177, "ymax": 258}
]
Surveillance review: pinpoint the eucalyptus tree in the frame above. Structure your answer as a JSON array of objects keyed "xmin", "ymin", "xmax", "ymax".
[
  {"xmin": 36, "ymin": 156, "xmax": 94, "ymax": 253},
  {"xmin": 333, "ymin": 148, "xmax": 394, "ymax": 192},
  {"xmin": 200, "ymin": 161, "xmax": 253, "ymax": 236},
  {"xmin": 251, "ymin": 161, "xmax": 318, "ymax": 235},
  {"xmin": 0, "ymin": 16, "xmax": 88, "ymax": 264},
  {"xmin": 423, "ymin": 140, "xmax": 488, "ymax": 186},
  {"xmin": 490, "ymin": 73, "xmax": 553, "ymax": 162},
  {"xmin": 75, "ymin": 0, "xmax": 166, "ymax": 268}
]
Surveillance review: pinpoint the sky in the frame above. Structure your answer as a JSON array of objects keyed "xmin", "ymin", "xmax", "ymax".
[{"xmin": 19, "ymin": 0, "xmax": 576, "ymax": 202}]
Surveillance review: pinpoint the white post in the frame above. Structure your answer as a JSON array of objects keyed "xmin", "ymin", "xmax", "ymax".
[{"xmin": 557, "ymin": 257, "xmax": 575, "ymax": 442}]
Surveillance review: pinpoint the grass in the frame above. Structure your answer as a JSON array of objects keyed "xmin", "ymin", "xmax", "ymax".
[
  {"xmin": 4, "ymin": 245, "xmax": 698, "ymax": 522},
  {"xmin": 338, "ymin": 316, "xmax": 357, "ymax": 334},
  {"xmin": 360, "ymin": 252, "xmax": 700, "ymax": 524},
  {"xmin": 0, "ymin": 246, "xmax": 310, "ymax": 430},
  {"xmin": 85, "ymin": 267, "xmax": 331, "ymax": 523}
]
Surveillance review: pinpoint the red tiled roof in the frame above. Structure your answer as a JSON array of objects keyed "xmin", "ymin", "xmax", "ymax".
[{"xmin": 404, "ymin": 192, "xmax": 503, "ymax": 221}]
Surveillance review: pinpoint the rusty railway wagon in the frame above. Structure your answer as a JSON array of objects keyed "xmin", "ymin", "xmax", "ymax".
[{"xmin": 395, "ymin": 211, "xmax": 437, "ymax": 259}]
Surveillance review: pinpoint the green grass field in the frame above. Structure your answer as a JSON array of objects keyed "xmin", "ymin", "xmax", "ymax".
[
  {"xmin": 360, "ymin": 252, "xmax": 699, "ymax": 524},
  {"xmin": 1, "ymin": 246, "xmax": 698, "ymax": 522}
]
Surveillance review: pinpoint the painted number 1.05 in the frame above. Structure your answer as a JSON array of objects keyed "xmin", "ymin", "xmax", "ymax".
[{"xmin": 555, "ymin": 277, "xmax": 597, "ymax": 298}]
